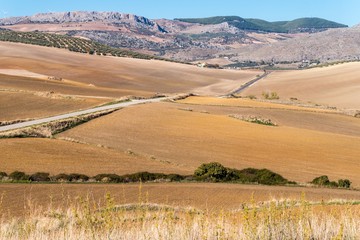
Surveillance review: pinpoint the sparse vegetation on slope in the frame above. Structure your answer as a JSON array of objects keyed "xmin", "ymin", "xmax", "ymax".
[
  {"xmin": 0, "ymin": 29, "xmax": 179, "ymax": 62},
  {"xmin": 176, "ymin": 16, "xmax": 347, "ymax": 33}
]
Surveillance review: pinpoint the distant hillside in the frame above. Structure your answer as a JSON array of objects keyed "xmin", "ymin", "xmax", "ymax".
[
  {"xmin": 175, "ymin": 16, "xmax": 348, "ymax": 33},
  {"xmin": 0, "ymin": 29, "xmax": 177, "ymax": 62},
  {"xmin": 0, "ymin": 12, "xmax": 354, "ymax": 65},
  {"xmin": 0, "ymin": 11, "xmax": 167, "ymax": 32},
  {"xmin": 225, "ymin": 26, "xmax": 360, "ymax": 65}
]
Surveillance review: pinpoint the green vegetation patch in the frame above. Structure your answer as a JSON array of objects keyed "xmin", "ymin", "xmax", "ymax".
[
  {"xmin": 0, "ymin": 29, "xmax": 181, "ymax": 63},
  {"xmin": 311, "ymin": 175, "xmax": 352, "ymax": 189},
  {"xmin": 194, "ymin": 162, "xmax": 289, "ymax": 185},
  {"xmin": 176, "ymin": 16, "xmax": 347, "ymax": 33}
]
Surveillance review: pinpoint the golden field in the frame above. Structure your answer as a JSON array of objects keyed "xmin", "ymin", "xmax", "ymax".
[
  {"xmin": 0, "ymin": 138, "xmax": 188, "ymax": 176},
  {"xmin": 0, "ymin": 41, "xmax": 360, "ymax": 239},
  {"xmin": 0, "ymin": 91, "xmax": 108, "ymax": 121},
  {"xmin": 0, "ymin": 42, "xmax": 259, "ymax": 97},
  {"xmin": 241, "ymin": 62, "xmax": 360, "ymax": 109},
  {"xmin": 55, "ymin": 98, "xmax": 360, "ymax": 187}
]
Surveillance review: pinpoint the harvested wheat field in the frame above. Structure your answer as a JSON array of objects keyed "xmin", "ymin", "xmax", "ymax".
[
  {"xmin": 0, "ymin": 138, "xmax": 189, "ymax": 176},
  {"xmin": 0, "ymin": 91, "xmax": 109, "ymax": 122},
  {"xmin": 177, "ymin": 96, "xmax": 360, "ymax": 137},
  {"xmin": 0, "ymin": 42, "xmax": 260, "ymax": 96},
  {"xmin": 0, "ymin": 183, "xmax": 359, "ymax": 217},
  {"xmin": 57, "ymin": 99, "xmax": 360, "ymax": 187},
  {"xmin": 241, "ymin": 62, "xmax": 360, "ymax": 109}
]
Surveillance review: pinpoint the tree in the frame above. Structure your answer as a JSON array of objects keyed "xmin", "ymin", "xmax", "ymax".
[
  {"xmin": 338, "ymin": 179, "xmax": 351, "ymax": 189},
  {"xmin": 311, "ymin": 175, "xmax": 330, "ymax": 186},
  {"xmin": 194, "ymin": 162, "xmax": 228, "ymax": 182}
]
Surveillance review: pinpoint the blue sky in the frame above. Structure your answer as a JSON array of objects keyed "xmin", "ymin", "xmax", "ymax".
[{"xmin": 1, "ymin": 0, "xmax": 359, "ymax": 26}]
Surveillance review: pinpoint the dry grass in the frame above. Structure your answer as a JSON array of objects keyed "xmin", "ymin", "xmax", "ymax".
[
  {"xmin": 242, "ymin": 62, "xmax": 360, "ymax": 109},
  {"xmin": 0, "ymin": 184, "xmax": 359, "ymax": 239},
  {"xmin": 0, "ymin": 91, "xmax": 108, "ymax": 122},
  {"xmin": 57, "ymin": 101, "xmax": 360, "ymax": 187},
  {"xmin": 0, "ymin": 183, "xmax": 359, "ymax": 217}
]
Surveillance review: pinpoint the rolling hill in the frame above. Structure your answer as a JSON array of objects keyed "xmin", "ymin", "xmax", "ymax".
[
  {"xmin": 0, "ymin": 11, "xmax": 354, "ymax": 65},
  {"xmin": 226, "ymin": 25, "xmax": 360, "ymax": 65},
  {"xmin": 175, "ymin": 16, "xmax": 347, "ymax": 33}
]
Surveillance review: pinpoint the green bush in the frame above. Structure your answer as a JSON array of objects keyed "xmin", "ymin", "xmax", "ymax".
[
  {"xmin": 311, "ymin": 176, "xmax": 353, "ymax": 189},
  {"xmin": 94, "ymin": 174, "xmax": 124, "ymax": 183},
  {"xmin": 29, "ymin": 172, "xmax": 50, "ymax": 182},
  {"xmin": 166, "ymin": 174, "xmax": 186, "ymax": 182},
  {"xmin": 311, "ymin": 175, "xmax": 330, "ymax": 186},
  {"xmin": 328, "ymin": 181, "xmax": 339, "ymax": 188},
  {"xmin": 194, "ymin": 162, "xmax": 228, "ymax": 182},
  {"xmin": 52, "ymin": 173, "xmax": 70, "ymax": 182},
  {"xmin": 68, "ymin": 173, "xmax": 89, "ymax": 182},
  {"xmin": 254, "ymin": 169, "xmax": 288, "ymax": 185},
  {"xmin": 9, "ymin": 171, "xmax": 29, "ymax": 181},
  {"xmin": 338, "ymin": 179, "xmax": 351, "ymax": 188},
  {"xmin": 123, "ymin": 172, "xmax": 167, "ymax": 182},
  {"xmin": 0, "ymin": 172, "xmax": 7, "ymax": 178},
  {"xmin": 194, "ymin": 163, "xmax": 289, "ymax": 185}
]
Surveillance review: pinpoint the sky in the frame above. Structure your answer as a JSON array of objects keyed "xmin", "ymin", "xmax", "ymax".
[{"xmin": 0, "ymin": 0, "xmax": 359, "ymax": 26}]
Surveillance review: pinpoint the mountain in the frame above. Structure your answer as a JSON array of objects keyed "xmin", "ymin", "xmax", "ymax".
[
  {"xmin": 175, "ymin": 16, "xmax": 348, "ymax": 33},
  {"xmin": 0, "ymin": 11, "xmax": 355, "ymax": 67},
  {"xmin": 225, "ymin": 27, "xmax": 360, "ymax": 66}
]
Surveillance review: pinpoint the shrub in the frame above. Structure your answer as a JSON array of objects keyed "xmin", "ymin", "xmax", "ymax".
[
  {"xmin": 94, "ymin": 174, "xmax": 124, "ymax": 183},
  {"xmin": 68, "ymin": 173, "xmax": 89, "ymax": 182},
  {"xmin": 194, "ymin": 162, "xmax": 228, "ymax": 182},
  {"xmin": 262, "ymin": 91, "xmax": 280, "ymax": 100},
  {"xmin": 9, "ymin": 171, "xmax": 29, "ymax": 181},
  {"xmin": 29, "ymin": 172, "xmax": 50, "ymax": 182},
  {"xmin": 328, "ymin": 181, "xmax": 339, "ymax": 188},
  {"xmin": 338, "ymin": 179, "xmax": 351, "ymax": 188},
  {"xmin": 234, "ymin": 168, "xmax": 288, "ymax": 185},
  {"xmin": 166, "ymin": 174, "xmax": 185, "ymax": 182},
  {"xmin": 247, "ymin": 95, "xmax": 257, "ymax": 100},
  {"xmin": 311, "ymin": 175, "xmax": 330, "ymax": 186},
  {"xmin": 52, "ymin": 173, "xmax": 70, "ymax": 182},
  {"xmin": 255, "ymin": 169, "xmax": 288, "ymax": 185},
  {"xmin": 0, "ymin": 172, "xmax": 7, "ymax": 178},
  {"xmin": 123, "ymin": 172, "xmax": 167, "ymax": 182}
]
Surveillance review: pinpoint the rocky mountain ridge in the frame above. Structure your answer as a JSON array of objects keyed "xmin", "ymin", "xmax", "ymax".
[{"xmin": 0, "ymin": 11, "xmax": 358, "ymax": 68}]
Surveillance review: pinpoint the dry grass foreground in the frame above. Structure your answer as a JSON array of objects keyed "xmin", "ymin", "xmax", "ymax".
[
  {"xmin": 0, "ymin": 183, "xmax": 359, "ymax": 216},
  {"xmin": 242, "ymin": 62, "xmax": 360, "ymax": 109},
  {"xmin": 0, "ymin": 183, "xmax": 359, "ymax": 239},
  {"xmin": 0, "ymin": 41, "xmax": 260, "ymax": 96},
  {"xmin": 56, "ymin": 99, "xmax": 360, "ymax": 187}
]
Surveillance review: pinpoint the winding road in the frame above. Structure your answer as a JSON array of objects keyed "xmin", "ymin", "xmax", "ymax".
[
  {"xmin": 0, "ymin": 97, "xmax": 167, "ymax": 132},
  {"xmin": 0, "ymin": 71, "xmax": 271, "ymax": 133},
  {"xmin": 226, "ymin": 71, "xmax": 271, "ymax": 96}
]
